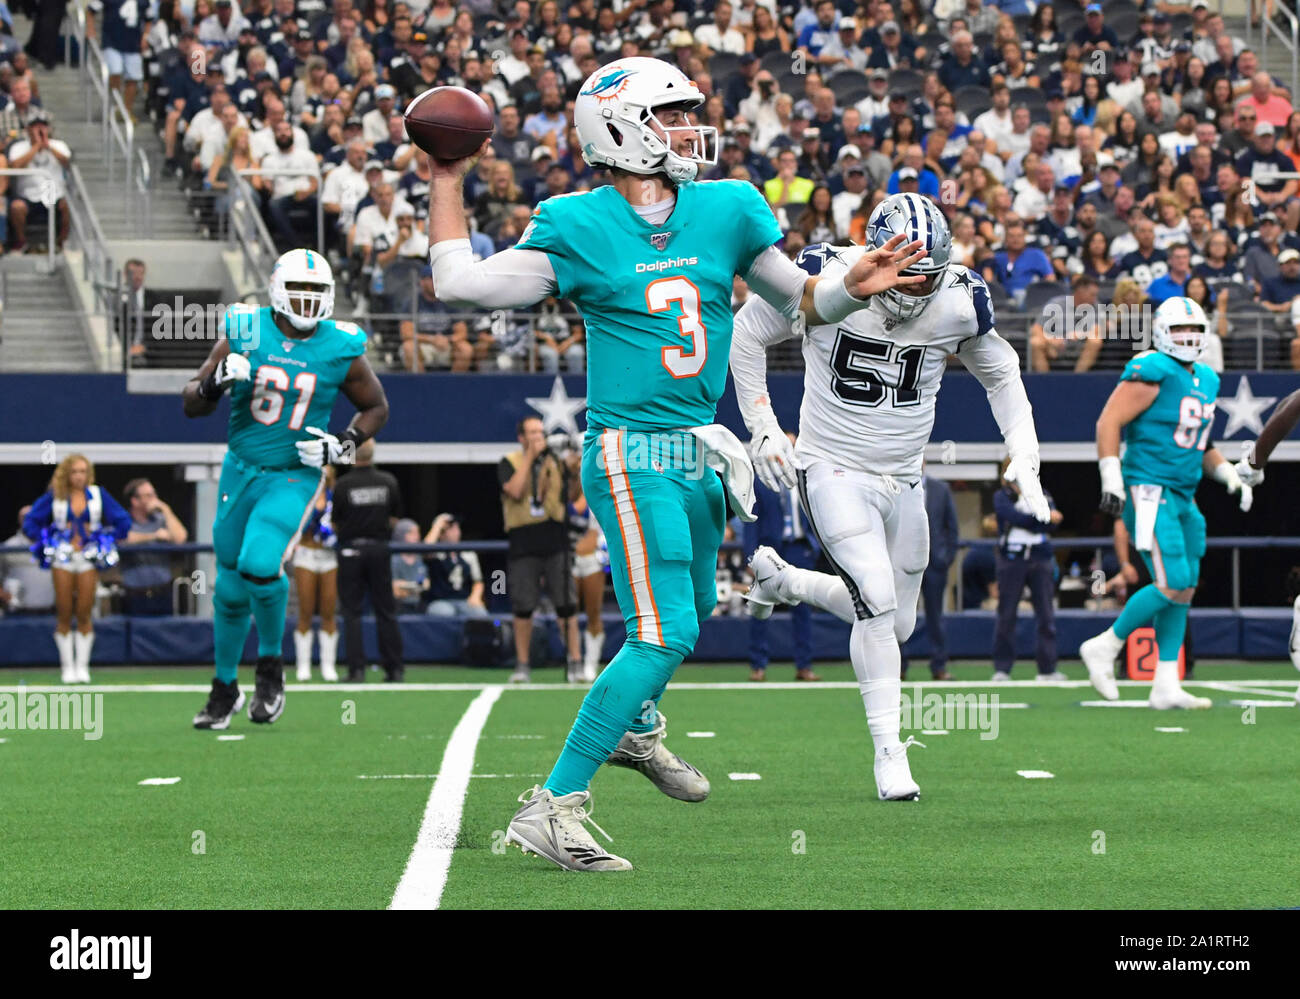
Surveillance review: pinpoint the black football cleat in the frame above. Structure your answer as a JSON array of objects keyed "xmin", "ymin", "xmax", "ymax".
[
  {"xmin": 193, "ymin": 678, "xmax": 246, "ymax": 730},
  {"xmin": 249, "ymin": 656, "xmax": 286, "ymax": 724}
]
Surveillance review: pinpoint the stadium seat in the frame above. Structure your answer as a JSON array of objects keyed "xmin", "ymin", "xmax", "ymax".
[
  {"xmin": 840, "ymin": 85, "xmax": 873, "ymax": 106},
  {"xmin": 1022, "ymin": 281, "xmax": 1065, "ymax": 315},
  {"xmin": 761, "ymin": 49, "xmax": 792, "ymax": 75},
  {"xmin": 888, "ymin": 68, "xmax": 924, "ymax": 94},
  {"xmin": 1058, "ymin": 12, "xmax": 1085, "ymax": 37},
  {"xmin": 1107, "ymin": 10, "xmax": 1141, "ymax": 38},
  {"xmin": 1029, "ymin": 107, "xmax": 1053, "ymax": 125},
  {"xmin": 1012, "ymin": 13, "xmax": 1033, "ymax": 34},
  {"xmin": 709, "ymin": 52, "xmax": 741, "ymax": 83},
  {"xmin": 1170, "ymin": 12, "xmax": 1194, "ymax": 35},
  {"xmin": 1010, "ymin": 87, "xmax": 1047, "ymax": 111},
  {"xmin": 829, "ymin": 70, "xmax": 869, "ymax": 101},
  {"xmin": 954, "ymin": 85, "xmax": 992, "ymax": 118},
  {"xmin": 973, "ymin": 31, "xmax": 994, "ymax": 54},
  {"xmin": 777, "ymin": 69, "xmax": 804, "ymax": 94},
  {"xmin": 1096, "ymin": 280, "xmax": 1118, "ymax": 304}
]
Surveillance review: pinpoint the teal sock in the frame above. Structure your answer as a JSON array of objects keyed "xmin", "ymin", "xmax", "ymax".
[
  {"xmin": 243, "ymin": 572, "xmax": 290, "ymax": 658},
  {"xmin": 213, "ymin": 569, "xmax": 253, "ymax": 685},
  {"xmin": 545, "ymin": 640, "xmax": 682, "ymax": 796},
  {"xmin": 1153, "ymin": 601, "xmax": 1190, "ymax": 662},
  {"xmin": 1111, "ymin": 584, "xmax": 1174, "ymax": 640}
]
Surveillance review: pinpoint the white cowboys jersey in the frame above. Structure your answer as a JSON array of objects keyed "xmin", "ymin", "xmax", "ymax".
[{"xmin": 732, "ymin": 242, "xmax": 1012, "ymax": 480}]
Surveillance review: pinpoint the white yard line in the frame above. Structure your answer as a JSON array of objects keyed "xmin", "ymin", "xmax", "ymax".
[{"xmin": 388, "ymin": 685, "xmax": 503, "ymax": 911}]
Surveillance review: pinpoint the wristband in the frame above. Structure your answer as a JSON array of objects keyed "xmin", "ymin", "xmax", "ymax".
[
  {"xmin": 812, "ymin": 272, "xmax": 869, "ymax": 325},
  {"xmin": 197, "ymin": 371, "xmax": 224, "ymax": 400}
]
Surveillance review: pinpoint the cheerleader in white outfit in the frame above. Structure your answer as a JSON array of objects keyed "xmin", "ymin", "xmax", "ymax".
[
  {"xmin": 291, "ymin": 467, "xmax": 339, "ymax": 681},
  {"xmin": 23, "ymin": 454, "xmax": 132, "ymax": 683},
  {"xmin": 567, "ymin": 491, "xmax": 607, "ymax": 684}
]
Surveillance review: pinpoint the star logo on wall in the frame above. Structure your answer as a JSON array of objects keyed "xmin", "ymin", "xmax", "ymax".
[
  {"xmin": 526, "ymin": 376, "xmax": 587, "ymax": 436},
  {"xmin": 1216, "ymin": 375, "xmax": 1277, "ymax": 439}
]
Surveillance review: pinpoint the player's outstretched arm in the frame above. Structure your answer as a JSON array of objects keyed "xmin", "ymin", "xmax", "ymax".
[
  {"xmin": 1094, "ymin": 380, "xmax": 1159, "ymax": 515},
  {"xmin": 1236, "ymin": 387, "xmax": 1300, "ymax": 487},
  {"xmin": 798, "ymin": 233, "xmax": 926, "ymax": 326},
  {"xmin": 427, "ymin": 139, "xmax": 557, "ymax": 310},
  {"xmin": 183, "ymin": 338, "xmax": 248, "ymax": 418},
  {"xmin": 730, "ymin": 292, "xmax": 801, "ymax": 491},
  {"xmin": 957, "ymin": 330, "xmax": 1051, "ymax": 522}
]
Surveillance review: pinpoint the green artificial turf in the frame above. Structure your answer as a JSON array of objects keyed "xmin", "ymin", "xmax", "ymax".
[{"xmin": 2, "ymin": 662, "xmax": 1296, "ymax": 908}]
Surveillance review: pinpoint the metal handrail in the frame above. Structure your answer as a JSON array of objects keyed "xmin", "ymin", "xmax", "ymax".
[
  {"xmin": 136, "ymin": 148, "xmax": 152, "ymax": 237},
  {"xmin": 106, "ymin": 87, "xmax": 135, "ymax": 191},
  {"xmin": 0, "ymin": 169, "xmax": 60, "ymax": 271},
  {"xmin": 1260, "ymin": 1, "xmax": 1300, "ymax": 103},
  {"xmin": 225, "ymin": 170, "xmax": 280, "ymax": 290},
  {"xmin": 64, "ymin": 164, "xmax": 117, "ymax": 324},
  {"xmin": 236, "ymin": 167, "xmax": 325, "ymax": 254}
]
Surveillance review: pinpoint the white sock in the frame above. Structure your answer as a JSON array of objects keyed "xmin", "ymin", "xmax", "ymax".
[
  {"xmin": 1095, "ymin": 627, "xmax": 1124, "ymax": 654},
  {"xmin": 783, "ymin": 567, "xmax": 856, "ymax": 623},
  {"xmin": 850, "ymin": 612, "xmax": 902, "ymax": 752},
  {"xmin": 1152, "ymin": 659, "xmax": 1181, "ymax": 689}
]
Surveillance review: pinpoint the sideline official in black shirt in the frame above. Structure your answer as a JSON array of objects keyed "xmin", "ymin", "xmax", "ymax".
[{"xmin": 332, "ymin": 439, "xmax": 405, "ymax": 681}]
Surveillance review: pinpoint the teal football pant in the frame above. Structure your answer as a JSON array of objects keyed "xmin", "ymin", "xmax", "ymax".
[
  {"xmin": 544, "ymin": 428, "xmax": 726, "ymax": 795},
  {"xmin": 211, "ymin": 452, "xmax": 323, "ymax": 682}
]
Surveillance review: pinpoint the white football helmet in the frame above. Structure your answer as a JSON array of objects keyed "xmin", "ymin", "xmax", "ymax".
[
  {"xmin": 1151, "ymin": 296, "xmax": 1208, "ymax": 362},
  {"xmin": 864, "ymin": 193, "xmax": 952, "ymax": 320},
  {"xmin": 574, "ymin": 57, "xmax": 717, "ymax": 184},
  {"xmin": 270, "ymin": 248, "xmax": 334, "ymax": 331}
]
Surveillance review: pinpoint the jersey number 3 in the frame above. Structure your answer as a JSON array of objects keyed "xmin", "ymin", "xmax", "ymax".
[
  {"xmin": 647, "ymin": 277, "xmax": 707, "ymax": 378},
  {"xmin": 830, "ymin": 331, "xmax": 925, "ymax": 407}
]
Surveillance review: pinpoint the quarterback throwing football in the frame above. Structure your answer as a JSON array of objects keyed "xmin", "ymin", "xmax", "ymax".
[{"xmin": 736, "ymin": 193, "xmax": 1051, "ymax": 801}]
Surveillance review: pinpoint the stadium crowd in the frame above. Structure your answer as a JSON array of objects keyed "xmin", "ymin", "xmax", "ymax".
[{"xmin": 74, "ymin": 0, "xmax": 1300, "ymax": 370}]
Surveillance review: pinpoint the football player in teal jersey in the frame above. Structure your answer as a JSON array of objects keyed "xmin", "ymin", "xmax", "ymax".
[
  {"xmin": 1080, "ymin": 297, "xmax": 1252, "ymax": 709},
  {"xmin": 183, "ymin": 249, "xmax": 389, "ymax": 729},
  {"xmin": 428, "ymin": 56, "xmax": 927, "ymax": 871}
]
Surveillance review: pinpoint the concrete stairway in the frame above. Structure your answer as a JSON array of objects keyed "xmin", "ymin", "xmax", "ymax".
[{"xmin": 0, "ymin": 257, "xmax": 95, "ymax": 371}]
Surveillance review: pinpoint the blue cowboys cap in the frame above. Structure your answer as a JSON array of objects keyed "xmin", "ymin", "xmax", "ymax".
[{"xmin": 864, "ymin": 192, "xmax": 951, "ymax": 320}]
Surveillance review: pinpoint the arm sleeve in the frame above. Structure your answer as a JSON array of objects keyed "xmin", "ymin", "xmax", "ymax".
[
  {"xmin": 497, "ymin": 457, "xmax": 516, "ymax": 489},
  {"xmin": 428, "ymin": 240, "xmax": 558, "ymax": 309},
  {"xmin": 730, "ymin": 290, "xmax": 801, "ymax": 435},
  {"xmin": 742, "ymin": 243, "xmax": 809, "ymax": 319},
  {"xmin": 957, "ymin": 330, "xmax": 1041, "ymax": 458},
  {"xmin": 943, "ymin": 488, "xmax": 960, "ymax": 558}
]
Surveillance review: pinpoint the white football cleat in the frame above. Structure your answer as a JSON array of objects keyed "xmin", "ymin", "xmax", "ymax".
[
  {"xmin": 1148, "ymin": 685, "xmax": 1212, "ymax": 710},
  {"xmin": 505, "ymin": 786, "xmax": 633, "ymax": 872},
  {"xmin": 606, "ymin": 711, "xmax": 710, "ymax": 802},
  {"xmin": 874, "ymin": 736, "xmax": 924, "ymax": 801},
  {"xmin": 1079, "ymin": 630, "xmax": 1122, "ymax": 701},
  {"xmin": 745, "ymin": 545, "xmax": 793, "ymax": 621},
  {"xmin": 990, "ymin": 670, "xmax": 1011, "ymax": 682}
]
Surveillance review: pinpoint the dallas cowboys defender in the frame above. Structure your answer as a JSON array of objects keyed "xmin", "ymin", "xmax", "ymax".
[
  {"xmin": 428, "ymin": 57, "xmax": 926, "ymax": 871},
  {"xmin": 736, "ymin": 193, "xmax": 1051, "ymax": 801}
]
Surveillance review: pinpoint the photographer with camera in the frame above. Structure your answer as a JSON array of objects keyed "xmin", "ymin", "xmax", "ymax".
[
  {"xmin": 499, "ymin": 415, "xmax": 577, "ymax": 683},
  {"xmin": 738, "ymin": 69, "xmax": 783, "ymax": 153}
]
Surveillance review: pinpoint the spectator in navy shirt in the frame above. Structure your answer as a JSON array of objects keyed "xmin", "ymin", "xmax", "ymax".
[
  {"xmin": 1260, "ymin": 249, "xmax": 1300, "ymax": 316},
  {"xmin": 991, "ymin": 457, "xmax": 1064, "ymax": 682},
  {"xmin": 983, "ymin": 220, "xmax": 1054, "ymax": 302},
  {"xmin": 1073, "ymin": 4, "xmax": 1121, "ymax": 52},
  {"xmin": 938, "ymin": 31, "xmax": 990, "ymax": 93}
]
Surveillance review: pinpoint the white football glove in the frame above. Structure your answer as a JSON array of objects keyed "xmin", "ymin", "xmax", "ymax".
[
  {"xmin": 1213, "ymin": 459, "xmax": 1253, "ymax": 512},
  {"xmin": 199, "ymin": 351, "xmax": 251, "ymax": 399},
  {"xmin": 1005, "ymin": 451, "xmax": 1051, "ymax": 523},
  {"xmin": 1235, "ymin": 440, "xmax": 1264, "ymax": 488},
  {"xmin": 749, "ymin": 420, "xmax": 799, "ymax": 492},
  {"xmin": 1098, "ymin": 455, "xmax": 1125, "ymax": 516},
  {"xmin": 296, "ymin": 426, "xmax": 357, "ymax": 468},
  {"xmin": 214, "ymin": 352, "xmax": 251, "ymax": 387}
]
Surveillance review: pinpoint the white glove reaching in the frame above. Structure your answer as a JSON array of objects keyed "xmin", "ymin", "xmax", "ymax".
[
  {"xmin": 1098, "ymin": 455, "xmax": 1125, "ymax": 516},
  {"xmin": 1214, "ymin": 459, "xmax": 1253, "ymax": 512},
  {"xmin": 214, "ymin": 352, "xmax": 251, "ymax": 388},
  {"xmin": 1235, "ymin": 440, "xmax": 1264, "ymax": 488},
  {"xmin": 296, "ymin": 426, "xmax": 357, "ymax": 468},
  {"xmin": 749, "ymin": 421, "xmax": 799, "ymax": 492},
  {"xmin": 1005, "ymin": 451, "xmax": 1051, "ymax": 523}
]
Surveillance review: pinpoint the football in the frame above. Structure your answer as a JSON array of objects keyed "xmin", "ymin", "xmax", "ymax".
[{"xmin": 403, "ymin": 86, "xmax": 494, "ymax": 162}]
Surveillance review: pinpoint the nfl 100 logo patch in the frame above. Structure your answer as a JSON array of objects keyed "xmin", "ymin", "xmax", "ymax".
[{"xmin": 650, "ymin": 231, "xmax": 672, "ymax": 251}]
